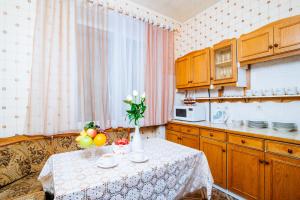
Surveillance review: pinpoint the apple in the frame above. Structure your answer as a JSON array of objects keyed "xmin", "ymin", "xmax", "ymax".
[
  {"xmin": 80, "ymin": 130, "xmax": 87, "ymax": 136},
  {"xmin": 79, "ymin": 135, "xmax": 93, "ymax": 148},
  {"xmin": 116, "ymin": 138, "xmax": 129, "ymax": 145},
  {"xmin": 87, "ymin": 128, "xmax": 97, "ymax": 138}
]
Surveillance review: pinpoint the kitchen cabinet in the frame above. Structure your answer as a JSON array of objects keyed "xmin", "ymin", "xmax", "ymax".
[
  {"xmin": 175, "ymin": 48, "xmax": 211, "ymax": 89},
  {"xmin": 201, "ymin": 137, "xmax": 227, "ymax": 188},
  {"xmin": 265, "ymin": 153, "xmax": 300, "ymax": 200},
  {"xmin": 175, "ymin": 56, "xmax": 190, "ymax": 88},
  {"xmin": 274, "ymin": 15, "xmax": 300, "ymax": 54},
  {"xmin": 228, "ymin": 144, "xmax": 265, "ymax": 200},
  {"xmin": 167, "ymin": 122, "xmax": 300, "ymax": 200},
  {"xmin": 265, "ymin": 140, "xmax": 300, "ymax": 200},
  {"xmin": 166, "ymin": 124, "xmax": 200, "ymax": 150},
  {"xmin": 166, "ymin": 130, "xmax": 180, "ymax": 144},
  {"xmin": 238, "ymin": 26, "xmax": 274, "ymax": 62},
  {"xmin": 211, "ymin": 39, "xmax": 247, "ymax": 87},
  {"xmin": 238, "ymin": 15, "xmax": 300, "ymax": 65}
]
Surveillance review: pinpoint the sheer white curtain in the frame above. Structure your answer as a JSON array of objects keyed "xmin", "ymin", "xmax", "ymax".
[
  {"xmin": 107, "ymin": 11, "xmax": 146, "ymax": 127},
  {"xmin": 26, "ymin": 0, "xmax": 79, "ymax": 135}
]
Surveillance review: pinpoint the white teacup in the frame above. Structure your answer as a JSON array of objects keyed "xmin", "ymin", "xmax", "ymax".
[
  {"xmin": 98, "ymin": 153, "xmax": 115, "ymax": 166},
  {"xmin": 131, "ymin": 152, "xmax": 146, "ymax": 162},
  {"xmin": 263, "ymin": 89, "xmax": 273, "ymax": 96},
  {"xmin": 245, "ymin": 90, "xmax": 252, "ymax": 97},
  {"xmin": 274, "ymin": 88, "xmax": 285, "ymax": 96},
  {"xmin": 285, "ymin": 87, "xmax": 297, "ymax": 95}
]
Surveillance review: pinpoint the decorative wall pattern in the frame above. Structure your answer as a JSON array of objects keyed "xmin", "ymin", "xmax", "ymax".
[
  {"xmin": 174, "ymin": 0, "xmax": 300, "ymax": 58},
  {"xmin": 88, "ymin": 0, "xmax": 181, "ymax": 30},
  {"xmin": 0, "ymin": 0, "xmax": 36, "ymax": 137}
]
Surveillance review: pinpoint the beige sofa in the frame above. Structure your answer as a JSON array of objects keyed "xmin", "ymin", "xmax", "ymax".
[{"xmin": 0, "ymin": 129, "xmax": 130, "ymax": 200}]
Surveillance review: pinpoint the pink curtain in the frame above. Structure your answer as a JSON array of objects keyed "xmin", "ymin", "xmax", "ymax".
[{"xmin": 144, "ymin": 24, "xmax": 175, "ymax": 126}]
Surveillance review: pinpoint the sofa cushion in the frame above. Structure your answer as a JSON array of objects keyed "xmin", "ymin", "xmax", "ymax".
[
  {"xmin": 0, "ymin": 173, "xmax": 43, "ymax": 200},
  {"xmin": 105, "ymin": 128, "xmax": 130, "ymax": 145},
  {"xmin": 52, "ymin": 135, "xmax": 80, "ymax": 154},
  {"xmin": 24, "ymin": 138, "xmax": 53, "ymax": 173},
  {"xmin": 0, "ymin": 142, "xmax": 31, "ymax": 187}
]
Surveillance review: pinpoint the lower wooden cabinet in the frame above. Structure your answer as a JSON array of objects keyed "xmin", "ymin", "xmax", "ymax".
[
  {"xmin": 265, "ymin": 153, "xmax": 300, "ymax": 200},
  {"xmin": 166, "ymin": 129, "xmax": 200, "ymax": 150},
  {"xmin": 167, "ymin": 123, "xmax": 300, "ymax": 200},
  {"xmin": 181, "ymin": 133, "xmax": 200, "ymax": 149},
  {"xmin": 201, "ymin": 137, "xmax": 227, "ymax": 188},
  {"xmin": 228, "ymin": 144, "xmax": 265, "ymax": 200},
  {"xmin": 166, "ymin": 130, "xmax": 180, "ymax": 144}
]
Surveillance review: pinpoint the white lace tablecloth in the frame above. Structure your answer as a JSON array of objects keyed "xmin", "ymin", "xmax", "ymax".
[{"xmin": 38, "ymin": 138, "xmax": 213, "ymax": 200}]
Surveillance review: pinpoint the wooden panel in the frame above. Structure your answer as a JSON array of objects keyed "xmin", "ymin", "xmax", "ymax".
[
  {"xmin": 228, "ymin": 144, "xmax": 265, "ymax": 200},
  {"xmin": 201, "ymin": 129, "xmax": 226, "ymax": 142},
  {"xmin": 180, "ymin": 126, "xmax": 199, "ymax": 136},
  {"xmin": 266, "ymin": 140, "xmax": 300, "ymax": 159},
  {"xmin": 238, "ymin": 25, "xmax": 274, "ymax": 62},
  {"xmin": 175, "ymin": 56, "xmax": 190, "ymax": 88},
  {"xmin": 166, "ymin": 123, "xmax": 182, "ymax": 132},
  {"xmin": 189, "ymin": 48, "xmax": 210, "ymax": 87},
  {"xmin": 201, "ymin": 137, "xmax": 227, "ymax": 188},
  {"xmin": 166, "ymin": 130, "xmax": 180, "ymax": 144},
  {"xmin": 228, "ymin": 134, "xmax": 264, "ymax": 151},
  {"xmin": 181, "ymin": 133, "xmax": 200, "ymax": 150},
  {"xmin": 211, "ymin": 39, "xmax": 238, "ymax": 85},
  {"xmin": 274, "ymin": 15, "xmax": 300, "ymax": 54},
  {"xmin": 265, "ymin": 153, "xmax": 300, "ymax": 200}
]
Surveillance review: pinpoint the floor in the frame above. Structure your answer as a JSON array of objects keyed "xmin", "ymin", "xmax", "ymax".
[{"xmin": 182, "ymin": 187, "xmax": 237, "ymax": 200}]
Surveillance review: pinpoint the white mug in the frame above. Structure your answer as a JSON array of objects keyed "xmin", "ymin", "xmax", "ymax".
[{"xmin": 131, "ymin": 152, "xmax": 145, "ymax": 161}]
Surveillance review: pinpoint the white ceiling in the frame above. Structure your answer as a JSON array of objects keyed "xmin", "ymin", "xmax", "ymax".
[{"xmin": 129, "ymin": 0, "xmax": 220, "ymax": 22}]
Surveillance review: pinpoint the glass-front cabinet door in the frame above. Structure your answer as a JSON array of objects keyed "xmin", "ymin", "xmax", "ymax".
[{"xmin": 211, "ymin": 39, "xmax": 237, "ymax": 85}]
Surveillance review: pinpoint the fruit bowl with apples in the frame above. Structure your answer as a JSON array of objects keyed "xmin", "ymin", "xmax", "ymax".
[
  {"xmin": 75, "ymin": 121, "xmax": 107, "ymax": 150},
  {"xmin": 112, "ymin": 138, "xmax": 130, "ymax": 154}
]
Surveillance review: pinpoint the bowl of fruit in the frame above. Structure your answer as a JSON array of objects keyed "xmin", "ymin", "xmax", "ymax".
[{"xmin": 112, "ymin": 138, "xmax": 130, "ymax": 154}]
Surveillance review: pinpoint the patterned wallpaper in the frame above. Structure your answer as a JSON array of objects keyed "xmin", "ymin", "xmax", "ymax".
[
  {"xmin": 174, "ymin": 0, "xmax": 300, "ymax": 58},
  {"xmin": 0, "ymin": 0, "xmax": 36, "ymax": 137}
]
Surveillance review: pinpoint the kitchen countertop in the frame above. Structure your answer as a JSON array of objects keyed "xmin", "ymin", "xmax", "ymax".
[{"xmin": 169, "ymin": 120, "xmax": 300, "ymax": 145}]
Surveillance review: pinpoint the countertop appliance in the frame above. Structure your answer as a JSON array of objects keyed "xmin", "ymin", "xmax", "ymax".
[{"xmin": 174, "ymin": 105, "xmax": 206, "ymax": 122}]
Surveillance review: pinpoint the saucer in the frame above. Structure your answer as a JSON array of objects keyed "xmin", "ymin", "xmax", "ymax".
[
  {"xmin": 97, "ymin": 157, "xmax": 118, "ymax": 169},
  {"xmin": 128, "ymin": 154, "xmax": 149, "ymax": 163}
]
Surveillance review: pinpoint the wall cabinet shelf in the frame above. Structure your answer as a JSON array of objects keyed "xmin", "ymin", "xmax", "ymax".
[{"xmin": 183, "ymin": 95, "xmax": 300, "ymax": 103}]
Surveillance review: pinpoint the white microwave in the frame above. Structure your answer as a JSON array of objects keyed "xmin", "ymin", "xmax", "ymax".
[{"xmin": 174, "ymin": 106, "xmax": 206, "ymax": 122}]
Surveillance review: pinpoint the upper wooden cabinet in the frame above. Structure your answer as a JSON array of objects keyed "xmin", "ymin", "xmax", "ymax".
[
  {"xmin": 238, "ymin": 26, "xmax": 274, "ymax": 62},
  {"xmin": 274, "ymin": 15, "xmax": 300, "ymax": 54},
  {"xmin": 175, "ymin": 56, "xmax": 190, "ymax": 88},
  {"xmin": 175, "ymin": 48, "xmax": 210, "ymax": 89},
  {"xmin": 211, "ymin": 39, "xmax": 237, "ymax": 85},
  {"xmin": 238, "ymin": 15, "xmax": 300, "ymax": 65}
]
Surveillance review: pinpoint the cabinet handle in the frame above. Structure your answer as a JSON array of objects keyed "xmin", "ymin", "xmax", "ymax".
[
  {"xmin": 209, "ymin": 133, "xmax": 214, "ymax": 137},
  {"xmin": 241, "ymin": 139, "xmax": 246, "ymax": 144},
  {"xmin": 264, "ymin": 160, "xmax": 270, "ymax": 165},
  {"xmin": 259, "ymin": 159, "xmax": 264, "ymax": 164},
  {"xmin": 186, "ymin": 129, "xmax": 191, "ymax": 132},
  {"xmin": 268, "ymin": 45, "xmax": 273, "ymax": 49},
  {"xmin": 288, "ymin": 149, "xmax": 293, "ymax": 154},
  {"xmin": 274, "ymin": 43, "xmax": 279, "ymax": 47},
  {"xmin": 222, "ymin": 149, "xmax": 226, "ymax": 153}
]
